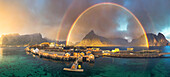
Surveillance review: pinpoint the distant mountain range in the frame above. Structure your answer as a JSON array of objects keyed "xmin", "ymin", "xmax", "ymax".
[
  {"xmin": 76, "ymin": 30, "xmax": 169, "ymax": 46},
  {"xmin": 0, "ymin": 31, "xmax": 169, "ymax": 47},
  {"xmin": 0, "ymin": 33, "xmax": 73, "ymax": 46},
  {"xmin": 0, "ymin": 33, "xmax": 48, "ymax": 45}
]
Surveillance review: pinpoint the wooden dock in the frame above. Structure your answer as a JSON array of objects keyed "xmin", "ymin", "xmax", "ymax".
[
  {"xmin": 25, "ymin": 47, "xmax": 170, "ymax": 58},
  {"xmin": 26, "ymin": 49, "xmax": 95, "ymax": 62},
  {"xmin": 100, "ymin": 52, "xmax": 170, "ymax": 58}
]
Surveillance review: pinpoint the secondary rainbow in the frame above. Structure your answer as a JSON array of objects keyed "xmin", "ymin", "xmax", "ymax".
[
  {"xmin": 66, "ymin": 2, "xmax": 149, "ymax": 47},
  {"xmin": 56, "ymin": 0, "xmax": 76, "ymax": 41}
]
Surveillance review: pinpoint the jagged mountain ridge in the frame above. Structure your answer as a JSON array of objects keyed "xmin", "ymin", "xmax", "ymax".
[
  {"xmin": 131, "ymin": 33, "xmax": 169, "ymax": 46},
  {"xmin": 76, "ymin": 30, "xmax": 112, "ymax": 46},
  {"xmin": 76, "ymin": 30, "xmax": 169, "ymax": 46},
  {"xmin": 76, "ymin": 30, "xmax": 128, "ymax": 46}
]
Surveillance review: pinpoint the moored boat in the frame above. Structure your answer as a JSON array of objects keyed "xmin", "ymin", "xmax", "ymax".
[
  {"xmin": 63, "ymin": 57, "xmax": 84, "ymax": 72},
  {"xmin": 63, "ymin": 68, "xmax": 84, "ymax": 72}
]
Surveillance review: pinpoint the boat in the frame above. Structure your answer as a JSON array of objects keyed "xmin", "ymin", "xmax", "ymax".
[
  {"xmin": 63, "ymin": 58, "xmax": 84, "ymax": 72},
  {"xmin": 63, "ymin": 68, "xmax": 84, "ymax": 72}
]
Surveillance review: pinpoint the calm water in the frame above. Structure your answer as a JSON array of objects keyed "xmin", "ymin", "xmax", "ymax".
[{"xmin": 0, "ymin": 46, "xmax": 170, "ymax": 77}]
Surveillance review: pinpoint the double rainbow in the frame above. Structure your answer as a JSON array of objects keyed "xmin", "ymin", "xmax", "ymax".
[{"xmin": 65, "ymin": 2, "xmax": 149, "ymax": 47}]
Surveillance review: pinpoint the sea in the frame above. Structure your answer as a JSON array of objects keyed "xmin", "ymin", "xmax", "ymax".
[{"xmin": 0, "ymin": 46, "xmax": 170, "ymax": 77}]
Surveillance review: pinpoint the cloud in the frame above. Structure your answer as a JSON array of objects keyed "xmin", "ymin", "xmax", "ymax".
[
  {"xmin": 0, "ymin": 0, "xmax": 73, "ymax": 40},
  {"xmin": 67, "ymin": 4, "xmax": 145, "ymax": 43},
  {"xmin": 0, "ymin": 0, "xmax": 170, "ymax": 41}
]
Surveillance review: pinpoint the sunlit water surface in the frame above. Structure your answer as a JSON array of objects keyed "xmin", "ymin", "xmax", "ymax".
[{"xmin": 0, "ymin": 46, "xmax": 170, "ymax": 77}]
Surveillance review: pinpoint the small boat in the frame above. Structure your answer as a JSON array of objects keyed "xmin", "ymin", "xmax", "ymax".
[
  {"xmin": 63, "ymin": 59, "xmax": 84, "ymax": 72},
  {"xmin": 63, "ymin": 68, "xmax": 84, "ymax": 72}
]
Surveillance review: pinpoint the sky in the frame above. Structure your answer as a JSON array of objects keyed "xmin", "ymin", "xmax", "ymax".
[{"xmin": 0, "ymin": 0, "xmax": 170, "ymax": 41}]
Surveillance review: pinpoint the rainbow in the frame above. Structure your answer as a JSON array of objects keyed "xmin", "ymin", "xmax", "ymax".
[
  {"xmin": 56, "ymin": 0, "xmax": 76, "ymax": 41},
  {"xmin": 66, "ymin": 2, "xmax": 149, "ymax": 47},
  {"xmin": 56, "ymin": 13, "xmax": 68, "ymax": 41}
]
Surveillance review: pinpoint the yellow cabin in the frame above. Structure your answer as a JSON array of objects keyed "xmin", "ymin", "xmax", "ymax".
[{"xmin": 127, "ymin": 48, "xmax": 134, "ymax": 51}]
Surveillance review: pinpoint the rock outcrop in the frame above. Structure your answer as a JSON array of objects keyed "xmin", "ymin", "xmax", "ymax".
[
  {"xmin": 156, "ymin": 33, "xmax": 169, "ymax": 46},
  {"xmin": 131, "ymin": 33, "xmax": 169, "ymax": 46}
]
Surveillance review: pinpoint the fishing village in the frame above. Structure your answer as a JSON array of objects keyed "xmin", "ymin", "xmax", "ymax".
[
  {"xmin": 25, "ymin": 42, "xmax": 170, "ymax": 72},
  {"xmin": 1, "ymin": 0, "xmax": 170, "ymax": 76}
]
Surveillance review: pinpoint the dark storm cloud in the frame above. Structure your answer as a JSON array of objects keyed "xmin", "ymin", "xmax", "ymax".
[
  {"xmin": 67, "ymin": 4, "xmax": 146, "ymax": 43},
  {"xmin": 26, "ymin": 0, "xmax": 74, "ymax": 39},
  {"xmin": 122, "ymin": 0, "xmax": 170, "ymax": 33},
  {"xmin": 58, "ymin": 0, "xmax": 92, "ymax": 40},
  {"xmin": 1, "ymin": 0, "xmax": 170, "ymax": 41},
  {"xmin": 58, "ymin": 0, "xmax": 126, "ymax": 40},
  {"xmin": 61, "ymin": 0, "xmax": 170, "ymax": 42},
  {"xmin": 120, "ymin": 0, "xmax": 170, "ymax": 40}
]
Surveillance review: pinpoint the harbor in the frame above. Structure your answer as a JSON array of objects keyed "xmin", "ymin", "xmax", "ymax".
[
  {"xmin": 25, "ymin": 43, "xmax": 96, "ymax": 63},
  {"xmin": 25, "ymin": 45, "xmax": 96, "ymax": 72},
  {"xmin": 25, "ymin": 42, "xmax": 170, "ymax": 60},
  {"xmin": 24, "ymin": 42, "xmax": 170, "ymax": 72}
]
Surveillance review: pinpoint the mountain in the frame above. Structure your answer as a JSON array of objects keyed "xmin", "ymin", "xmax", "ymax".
[
  {"xmin": 130, "ymin": 34, "xmax": 148, "ymax": 46},
  {"xmin": 109, "ymin": 38, "xmax": 128, "ymax": 46},
  {"xmin": 76, "ymin": 30, "xmax": 112, "ymax": 46},
  {"xmin": 1, "ymin": 33, "xmax": 48, "ymax": 45},
  {"xmin": 156, "ymin": 33, "xmax": 169, "ymax": 46},
  {"xmin": 76, "ymin": 30, "xmax": 169, "ymax": 47},
  {"xmin": 76, "ymin": 30, "xmax": 128, "ymax": 46},
  {"xmin": 131, "ymin": 33, "xmax": 169, "ymax": 46}
]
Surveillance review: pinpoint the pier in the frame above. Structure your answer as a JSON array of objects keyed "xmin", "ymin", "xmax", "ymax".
[
  {"xmin": 100, "ymin": 50, "xmax": 170, "ymax": 58},
  {"xmin": 25, "ymin": 46, "xmax": 170, "ymax": 59},
  {"xmin": 25, "ymin": 47, "xmax": 95, "ymax": 62}
]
